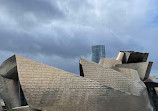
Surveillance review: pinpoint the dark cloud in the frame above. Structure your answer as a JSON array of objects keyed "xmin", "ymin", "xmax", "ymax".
[
  {"xmin": 0, "ymin": 0, "xmax": 157, "ymax": 76},
  {"xmin": 0, "ymin": 0, "xmax": 64, "ymax": 28},
  {"xmin": 0, "ymin": 25, "xmax": 144, "ymax": 60},
  {"xmin": 0, "ymin": 28, "xmax": 91, "ymax": 58}
]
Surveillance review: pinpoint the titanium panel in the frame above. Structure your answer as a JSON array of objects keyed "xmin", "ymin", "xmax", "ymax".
[
  {"xmin": 112, "ymin": 67, "xmax": 140, "ymax": 81},
  {"xmin": 79, "ymin": 58, "xmax": 153, "ymax": 111},
  {"xmin": 127, "ymin": 52, "xmax": 149, "ymax": 63},
  {"xmin": 15, "ymin": 55, "xmax": 142, "ymax": 111},
  {"xmin": 115, "ymin": 62, "xmax": 153, "ymax": 80},
  {"xmin": 0, "ymin": 55, "xmax": 155, "ymax": 111},
  {"xmin": 116, "ymin": 52, "xmax": 124, "ymax": 61},
  {"xmin": 99, "ymin": 58, "xmax": 122, "ymax": 68},
  {"xmin": 79, "ymin": 58, "xmax": 146, "ymax": 96},
  {"xmin": 0, "ymin": 55, "xmax": 18, "ymax": 79},
  {"xmin": 116, "ymin": 51, "xmax": 149, "ymax": 63},
  {"xmin": 0, "ymin": 75, "xmax": 20, "ymax": 109}
]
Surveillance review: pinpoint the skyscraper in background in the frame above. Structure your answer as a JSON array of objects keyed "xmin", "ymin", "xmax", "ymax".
[{"xmin": 92, "ymin": 45, "xmax": 105, "ymax": 63}]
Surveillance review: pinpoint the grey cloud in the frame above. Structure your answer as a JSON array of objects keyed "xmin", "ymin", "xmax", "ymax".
[
  {"xmin": 0, "ymin": 27, "xmax": 153, "ymax": 75},
  {"xmin": 0, "ymin": 25, "xmax": 144, "ymax": 60},
  {"xmin": 0, "ymin": 0, "xmax": 158, "ymax": 76},
  {"xmin": 0, "ymin": 0, "xmax": 64, "ymax": 28},
  {"xmin": 0, "ymin": 27, "xmax": 91, "ymax": 58}
]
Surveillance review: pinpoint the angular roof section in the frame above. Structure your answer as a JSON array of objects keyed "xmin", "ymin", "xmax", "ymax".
[
  {"xmin": 115, "ymin": 62, "xmax": 153, "ymax": 81},
  {"xmin": 98, "ymin": 58, "xmax": 140, "ymax": 82},
  {"xmin": 79, "ymin": 58, "xmax": 146, "ymax": 96},
  {"xmin": 0, "ymin": 55, "xmax": 18, "ymax": 79},
  {"xmin": 3, "ymin": 55, "xmax": 148, "ymax": 111},
  {"xmin": 0, "ymin": 55, "xmax": 154, "ymax": 111},
  {"xmin": 116, "ymin": 51, "xmax": 149, "ymax": 63},
  {"xmin": 112, "ymin": 67, "xmax": 141, "ymax": 82},
  {"xmin": 99, "ymin": 58, "xmax": 122, "ymax": 68}
]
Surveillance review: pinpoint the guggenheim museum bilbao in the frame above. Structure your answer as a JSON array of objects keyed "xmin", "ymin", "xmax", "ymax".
[{"xmin": 0, "ymin": 51, "xmax": 157, "ymax": 111}]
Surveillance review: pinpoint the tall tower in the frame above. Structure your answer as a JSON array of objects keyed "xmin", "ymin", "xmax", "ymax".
[{"xmin": 92, "ymin": 45, "xmax": 105, "ymax": 63}]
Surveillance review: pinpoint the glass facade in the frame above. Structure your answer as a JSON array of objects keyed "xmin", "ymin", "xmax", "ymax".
[{"xmin": 92, "ymin": 45, "xmax": 105, "ymax": 63}]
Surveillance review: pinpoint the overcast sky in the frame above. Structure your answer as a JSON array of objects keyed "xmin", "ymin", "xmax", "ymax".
[{"xmin": 0, "ymin": 0, "xmax": 158, "ymax": 77}]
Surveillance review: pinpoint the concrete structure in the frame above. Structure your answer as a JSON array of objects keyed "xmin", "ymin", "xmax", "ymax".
[
  {"xmin": 0, "ymin": 51, "xmax": 157, "ymax": 111},
  {"xmin": 92, "ymin": 45, "xmax": 105, "ymax": 63}
]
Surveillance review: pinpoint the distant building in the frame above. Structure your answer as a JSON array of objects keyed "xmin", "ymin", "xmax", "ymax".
[{"xmin": 92, "ymin": 45, "xmax": 105, "ymax": 63}]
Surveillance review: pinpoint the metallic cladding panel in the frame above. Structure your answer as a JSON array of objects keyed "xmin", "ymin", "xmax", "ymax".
[
  {"xmin": 15, "ymin": 55, "xmax": 137, "ymax": 111},
  {"xmin": 116, "ymin": 51, "xmax": 149, "ymax": 63},
  {"xmin": 0, "ymin": 55, "xmax": 155, "ymax": 111},
  {"xmin": 116, "ymin": 51, "xmax": 131, "ymax": 63},
  {"xmin": 99, "ymin": 58, "xmax": 122, "ymax": 68},
  {"xmin": 116, "ymin": 52, "xmax": 125, "ymax": 61},
  {"xmin": 115, "ymin": 62, "xmax": 153, "ymax": 81},
  {"xmin": 145, "ymin": 62, "xmax": 153, "ymax": 80},
  {"xmin": 80, "ymin": 58, "xmax": 154, "ymax": 111},
  {"xmin": 112, "ymin": 67, "xmax": 140, "ymax": 81},
  {"xmin": 0, "ymin": 55, "xmax": 21, "ymax": 109},
  {"xmin": 0, "ymin": 55, "xmax": 18, "ymax": 79},
  {"xmin": 80, "ymin": 58, "xmax": 145, "ymax": 96},
  {"xmin": 112, "ymin": 67, "xmax": 147, "ymax": 89},
  {"xmin": 14, "ymin": 55, "xmax": 153, "ymax": 111},
  {"xmin": 0, "ymin": 75, "xmax": 21, "ymax": 109},
  {"xmin": 127, "ymin": 52, "xmax": 149, "ymax": 63}
]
